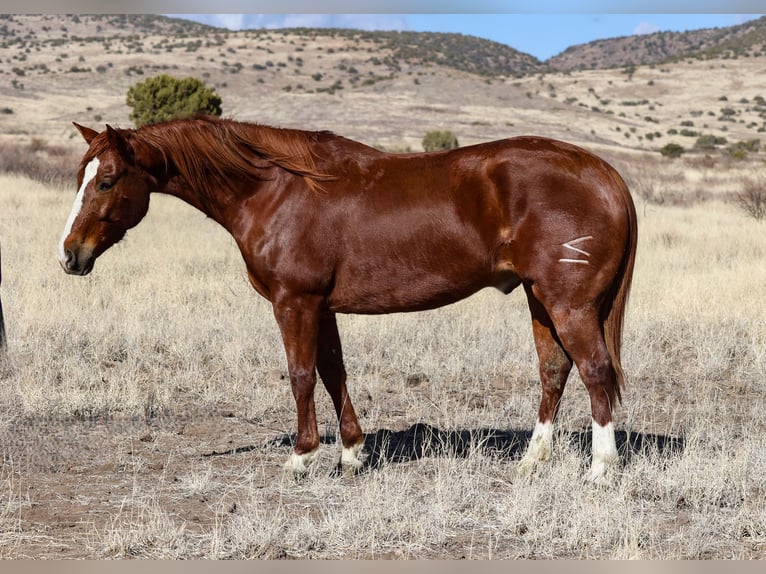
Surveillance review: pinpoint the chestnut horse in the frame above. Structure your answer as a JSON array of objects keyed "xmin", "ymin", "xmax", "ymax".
[{"xmin": 58, "ymin": 116, "xmax": 637, "ymax": 482}]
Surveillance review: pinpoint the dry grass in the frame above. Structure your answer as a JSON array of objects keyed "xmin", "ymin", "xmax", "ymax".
[{"xmin": 0, "ymin": 157, "xmax": 765, "ymax": 558}]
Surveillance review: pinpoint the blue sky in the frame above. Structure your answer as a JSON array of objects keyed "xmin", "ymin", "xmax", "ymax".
[{"xmin": 170, "ymin": 13, "xmax": 762, "ymax": 61}]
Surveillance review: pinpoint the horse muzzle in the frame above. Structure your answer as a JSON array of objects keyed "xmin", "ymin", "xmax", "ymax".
[{"xmin": 59, "ymin": 246, "xmax": 95, "ymax": 276}]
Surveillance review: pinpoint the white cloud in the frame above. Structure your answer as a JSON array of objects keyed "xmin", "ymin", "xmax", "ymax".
[
  {"xmin": 250, "ymin": 14, "xmax": 410, "ymax": 31},
  {"xmin": 634, "ymin": 21, "xmax": 660, "ymax": 35},
  {"xmin": 170, "ymin": 14, "xmax": 410, "ymax": 32},
  {"xmin": 212, "ymin": 14, "xmax": 248, "ymax": 30}
]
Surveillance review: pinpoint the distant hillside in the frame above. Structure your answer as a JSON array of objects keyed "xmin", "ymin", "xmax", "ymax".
[
  {"xmin": 5, "ymin": 12, "xmax": 766, "ymax": 161},
  {"xmin": 0, "ymin": 13, "xmax": 552, "ymax": 151},
  {"xmin": 547, "ymin": 15, "xmax": 766, "ymax": 71},
  {"xmin": 0, "ymin": 14, "xmax": 540, "ymax": 79},
  {"xmin": 0, "ymin": 13, "xmax": 218, "ymax": 42},
  {"xmin": 6, "ymin": 13, "xmax": 766, "ymax": 80},
  {"xmin": 274, "ymin": 28, "xmax": 541, "ymax": 77}
]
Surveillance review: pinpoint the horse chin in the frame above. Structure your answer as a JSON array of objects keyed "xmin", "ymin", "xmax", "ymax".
[
  {"xmin": 61, "ymin": 260, "xmax": 94, "ymax": 276},
  {"xmin": 71, "ymin": 260, "xmax": 95, "ymax": 276}
]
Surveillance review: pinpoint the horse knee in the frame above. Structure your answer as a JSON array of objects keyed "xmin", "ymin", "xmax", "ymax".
[
  {"xmin": 540, "ymin": 347, "xmax": 571, "ymax": 386},
  {"xmin": 289, "ymin": 367, "xmax": 317, "ymax": 396}
]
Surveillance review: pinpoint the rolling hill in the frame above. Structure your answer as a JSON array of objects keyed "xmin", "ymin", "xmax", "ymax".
[{"xmin": 2, "ymin": 13, "xmax": 766, "ymax": 166}]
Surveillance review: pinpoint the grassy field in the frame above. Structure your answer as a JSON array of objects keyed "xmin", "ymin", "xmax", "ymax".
[{"xmin": 0, "ymin": 151, "xmax": 764, "ymax": 558}]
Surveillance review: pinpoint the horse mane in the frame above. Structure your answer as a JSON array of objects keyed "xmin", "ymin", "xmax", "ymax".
[{"xmin": 100, "ymin": 116, "xmax": 335, "ymax": 197}]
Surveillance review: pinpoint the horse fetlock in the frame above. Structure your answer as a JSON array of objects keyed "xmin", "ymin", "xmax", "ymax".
[
  {"xmin": 525, "ymin": 421, "xmax": 553, "ymax": 459},
  {"xmin": 586, "ymin": 419, "xmax": 618, "ymax": 484},
  {"xmin": 585, "ymin": 455, "xmax": 618, "ymax": 485},
  {"xmin": 340, "ymin": 441, "xmax": 365, "ymax": 471},
  {"xmin": 517, "ymin": 421, "xmax": 554, "ymax": 478},
  {"xmin": 284, "ymin": 448, "xmax": 319, "ymax": 475}
]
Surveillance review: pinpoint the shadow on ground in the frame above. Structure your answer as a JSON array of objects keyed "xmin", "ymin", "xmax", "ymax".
[{"xmin": 209, "ymin": 422, "xmax": 686, "ymax": 472}]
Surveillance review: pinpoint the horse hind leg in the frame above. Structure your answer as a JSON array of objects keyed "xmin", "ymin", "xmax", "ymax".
[
  {"xmin": 518, "ymin": 287, "xmax": 573, "ymax": 476},
  {"xmin": 547, "ymin": 305, "xmax": 620, "ymax": 484}
]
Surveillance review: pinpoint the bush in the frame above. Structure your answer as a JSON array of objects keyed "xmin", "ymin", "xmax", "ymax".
[
  {"xmin": 422, "ymin": 130, "xmax": 459, "ymax": 152},
  {"xmin": 727, "ymin": 139, "xmax": 760, "ymax": 159},
  {"xmin": 694, "ymin": 134, "xmax": 728, "ymax": 150},
  {"xmin": 659, "ymin": 143, "xmax": 685, "ymax": 158},
  {"xmin": 126, "ymin": 74, "xmax": 222, "ymax": 128},
  {"xmin": 0, "ymin": 139, "xmax": 80, "ymax": 186},
  {"xmin": 735, "ymin": 175, "xmax": 766, "ymax": 220}
]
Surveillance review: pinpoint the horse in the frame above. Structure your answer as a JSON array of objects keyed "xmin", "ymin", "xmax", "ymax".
[{"xmin": 58, "ymin": 116, "xmax": 637, "ymax": 483}]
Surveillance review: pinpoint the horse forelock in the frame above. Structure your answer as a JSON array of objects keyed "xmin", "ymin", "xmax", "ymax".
[{"xmin": 78, "ymin": 133, "xmax": 111, "ymax": 173}]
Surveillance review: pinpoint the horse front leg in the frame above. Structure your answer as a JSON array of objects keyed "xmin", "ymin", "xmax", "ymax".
[
  {"xmin": 272, "ymin": 292, "xmax": 323, "ymax": 474},
  {"xmin": 317, "ymin": 312, "xmax": 365, "ymax": 471}
]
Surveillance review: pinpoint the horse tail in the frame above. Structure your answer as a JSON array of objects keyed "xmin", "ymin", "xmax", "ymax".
[{"xmin": 603, "ymin": 170, "xmax": 637, "ymax": 403}]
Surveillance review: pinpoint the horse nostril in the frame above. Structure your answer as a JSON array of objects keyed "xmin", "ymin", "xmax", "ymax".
[{"xmin": 65, "ymin": 249, "xmax": 75, "ymax": 270}]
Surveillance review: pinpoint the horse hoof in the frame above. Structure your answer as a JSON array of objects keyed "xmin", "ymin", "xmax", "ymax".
[
  {"xmin": 340, "ymin": 442, "xmax": 364, "ymax": 474},
  {"xmin": 516, "ymin": 458, "xmax": 539, "ymax": 479},
  {"xmin": 284, "ymin": 449, "xmax": 318, "ymax": 475},
  {"xmin": 584, "ymin": 462, "xmax": 616, "ymax": 486}
]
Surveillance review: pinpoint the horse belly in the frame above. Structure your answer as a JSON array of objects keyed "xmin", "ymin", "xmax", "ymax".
[{"xmin": 327, "ymin": 261, "xmax": 491, "ymax": 314}]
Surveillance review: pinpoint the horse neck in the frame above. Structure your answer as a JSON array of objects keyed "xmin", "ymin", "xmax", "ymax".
[
  {"xmin": 134, "ymin": 135, "xmax": 244, "ymax": 227},
  {"xmin": 162, "ymin": 174, "xmax": 232, "ymax": 221}
]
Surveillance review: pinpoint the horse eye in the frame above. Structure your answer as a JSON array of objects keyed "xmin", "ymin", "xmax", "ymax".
[{"xmin": 97, "ymin": 180, "xmax": 114, "ymax": 192}]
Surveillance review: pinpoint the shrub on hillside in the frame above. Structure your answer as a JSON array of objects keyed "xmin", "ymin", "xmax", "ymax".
[
  {"xmin": 726, "ymin": 139, "xmax": 760, "ymax": 160},
  {"xmin": 0, "ymin": 139, "xmax": 79, "ymax": 186},
  {"xmin": 126, "ymin": 74, "xmax": 222, "ymax": 128},
  {"xmin": 659, "ymin": 143, "xmax": 685, "ymax": 158},
  {"xmin": 694, "ymin": 134, "xmax": 728, "ymax": 150},
  {"xmin": 422, "ymin": 130, "xmax": 459, "ymax": 152}
]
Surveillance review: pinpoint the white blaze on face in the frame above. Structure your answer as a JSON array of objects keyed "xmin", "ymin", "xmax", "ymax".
[{"xmin": 58, "ymin": 157, "xmax": 100, "ymax": 264}]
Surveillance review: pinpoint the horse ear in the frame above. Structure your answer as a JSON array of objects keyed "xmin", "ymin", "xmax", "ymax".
[
  {"xmin": 73, "ymin": 122, "xmax": 99, "ymax": 144},
  {"xmin": 105, "ymin": 124, "xmax": 134, "ymax": 162}
]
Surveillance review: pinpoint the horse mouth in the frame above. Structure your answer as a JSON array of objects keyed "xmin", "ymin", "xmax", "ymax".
[{"xmin": 60, "ymin": 249, "xmax": 95, "ymax": 276}]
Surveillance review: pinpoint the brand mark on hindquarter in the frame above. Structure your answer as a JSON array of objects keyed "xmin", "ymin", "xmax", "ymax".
[{"xmin": 559, "ymin": 235, "xmax": 593, "ymax": 265}]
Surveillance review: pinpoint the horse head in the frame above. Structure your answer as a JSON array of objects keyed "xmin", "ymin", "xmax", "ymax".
[{"xmin": 58, "ymin": 123, "xmax": 153, "ymax": 275}]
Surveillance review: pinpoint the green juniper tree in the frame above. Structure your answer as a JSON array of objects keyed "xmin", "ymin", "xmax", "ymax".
[
  {"xmin": 126, "ymin": 74, "xmax": 222, "ymax": 127},
  {"xmin": 422, "ymin": 130, "xmax": 459, "ymax": 152}
]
